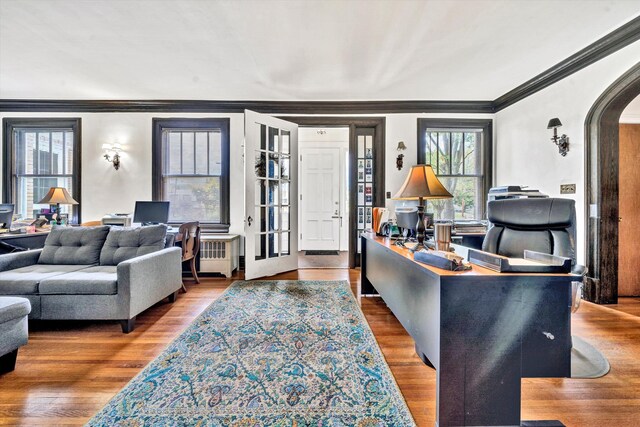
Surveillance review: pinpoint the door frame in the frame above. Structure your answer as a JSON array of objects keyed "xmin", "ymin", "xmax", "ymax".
[
  {"xmin": 584, "ymin": 62, "xmax": 640, "ymax": 304},
  {"xmin": 278, "ymin": 117, "xmax": 386, "ymax": 268}
]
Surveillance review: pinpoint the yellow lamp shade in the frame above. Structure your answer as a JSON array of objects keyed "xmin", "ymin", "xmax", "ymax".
[
  {"xmin": 37, "ymin": 187, "xmax": 78, "ymax": 205},
  {"xmin": 393, "ymin": 164, "xmax": 453, "ymax": 201}
]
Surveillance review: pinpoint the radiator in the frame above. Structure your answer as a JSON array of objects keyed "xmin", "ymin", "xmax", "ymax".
[{"xmin": 199, "ymin": 234, "xmax": 240, "ymax": 278}]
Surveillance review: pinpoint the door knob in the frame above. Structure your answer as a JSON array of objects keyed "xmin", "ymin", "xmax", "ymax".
[{"xmin": 247, "ymin": 216, "xmax": 253, "ymax": 226}]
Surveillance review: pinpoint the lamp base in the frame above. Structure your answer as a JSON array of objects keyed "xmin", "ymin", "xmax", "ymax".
[{"xmin": 416, "ymin": 205, "xmax": 426, "ymax": 248}]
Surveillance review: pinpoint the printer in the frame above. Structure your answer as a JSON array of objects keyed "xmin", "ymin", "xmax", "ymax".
[
  {"xmin": 487, "ymin": 185, "xmax": 547, "ymax": 202},
  {"xmin": 101, "ymin": 214, "xmax": 133, "ymax": 227}
]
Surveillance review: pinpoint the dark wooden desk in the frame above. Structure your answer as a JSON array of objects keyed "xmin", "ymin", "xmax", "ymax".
[
  {"xmin": 0, "ymin": 232, "xmax": 49, "ymax": 253},
  {"xmin": 361, "ymin": 233, "xmax": 572, "ymax": 426}
]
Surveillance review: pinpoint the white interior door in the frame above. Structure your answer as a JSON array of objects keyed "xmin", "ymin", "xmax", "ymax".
[
  {"xmin": 300, "ymin": 147, "xmax": 340, "ymax": 250},
  {"xmin": 244, "ymin": 110, "xmax": 298, "ymax": 279}
]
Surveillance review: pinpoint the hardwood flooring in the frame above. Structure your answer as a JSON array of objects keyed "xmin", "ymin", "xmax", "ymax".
[{"xmin": 0, "ymin": 270, "xmax": 639, "ymax": 426}]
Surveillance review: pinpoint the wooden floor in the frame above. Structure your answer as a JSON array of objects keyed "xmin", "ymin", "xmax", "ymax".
[{"xmin": 1, "ymin": 270, "xmax": 639, "ymax": 426}]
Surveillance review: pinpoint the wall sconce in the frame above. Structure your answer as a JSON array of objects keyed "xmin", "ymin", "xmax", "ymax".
[
  {"xmin": 102, "ymin": 143, "xmax": 122, "ymax": 170},
  {"xmin": 547, "ymin": 118, "xmax": 569, "ymax": 157},
  {"xmin": 396, "ymin": 141, "xmax": 407, "ymax": 170}
]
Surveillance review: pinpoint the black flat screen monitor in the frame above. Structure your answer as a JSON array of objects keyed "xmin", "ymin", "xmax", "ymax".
[
  {"xmin": 133, "ymin": 201, "xmax": 170, "ymax": 225},
  {"xmin": 0, "ymin": 204, "xmax": 14, "ymax": 229}
]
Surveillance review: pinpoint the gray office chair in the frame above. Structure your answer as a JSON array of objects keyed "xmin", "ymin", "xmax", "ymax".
[{"xmin": 482, "ymin": 198, "xmax": 586, "ymax": 312}]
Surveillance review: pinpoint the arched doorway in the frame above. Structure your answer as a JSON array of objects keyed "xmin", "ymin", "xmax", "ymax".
[{"xmin": 585, "ymin": 62, "xmax": 640, "ymax": 304}]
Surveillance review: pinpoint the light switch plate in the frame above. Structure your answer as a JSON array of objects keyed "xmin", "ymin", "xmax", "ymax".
[
  {"xmin": 386, "ymin": 191, "xmax": 391, "ymax": 199},
  {"xmin": 560, "ymin": 184, "xmax": 576, "ymax": 194}
]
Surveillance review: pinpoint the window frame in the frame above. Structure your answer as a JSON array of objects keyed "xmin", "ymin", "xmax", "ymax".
[
  {"xmin": 417, "ymin": 118, "xmax": 493, "ymax": 219},
  {"xmin": 2, "ymin": 118, "xmax": 82, "ymax": 224},
  {"xmin": 152, "ymin": 118, "xmax": 230, "ymax": 231}
]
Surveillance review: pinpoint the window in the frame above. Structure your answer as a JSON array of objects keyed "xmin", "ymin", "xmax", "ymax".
[
  {"xmin": 152, "ymin": 118, "xmax": 230, "ymax": 230},
  {"xmin": 2, "ymin": 118, "xmax": 81, "ymax": 223},
  {"xmin": 417, "ymin": 119, "xmax": 492, "ymax": 220}
]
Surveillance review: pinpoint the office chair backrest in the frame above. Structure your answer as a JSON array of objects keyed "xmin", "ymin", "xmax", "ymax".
[
  {"xmin": 179, "ymin": 221, "xmax": 200, "ymax": 261},
  {"xmin": 482, "ymin": 198, "xmax": 577, "ymax": 263},
  {"xmin": 395, "ymin": 208, "xmax": 418, "ymax": 231}
]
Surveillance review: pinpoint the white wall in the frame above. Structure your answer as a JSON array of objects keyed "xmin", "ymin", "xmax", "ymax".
[
  {"xmin": 495, "ymin": 40, "xmax": 640, "ymax": 264},
  {"xmin": 621, "ymin": 93, "xmax": 640, "ymax": 123},
  {"xmin": 0, "ymin": 112, "xmax": 245, "ymax": 238},
  {"xmin": 384, "ymin": 113, "xmax": 494, "ymax": 215},
  {"xmin": 0, "ymin": 111, "xmax": 495, "ymax": 255}
]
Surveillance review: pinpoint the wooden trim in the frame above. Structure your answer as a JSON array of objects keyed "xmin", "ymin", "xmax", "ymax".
[
  {"xmin": 584, "ymin": 62, "xmax": 640, "ymax": 304},
  {"xmin": 151, "ymin": 118, "xmax": 231, "ymax": 230},
  {"xmin": 494, "ymin": 16, "xmax": 640, "ymax": 112},
  {"xmin": 0, "ymin": 99, "xmax": 494, "ymax": 114},
  {"xmin": 2, "ymin": 117, "xmax": 82, "ymax": 224},
  {"xmin": 416, "ymin": 118, "xmax": 493, "ymax": 219},
  {"xmin": 281, "ymin": 116, "xmax": 385, "ymax": 269}
]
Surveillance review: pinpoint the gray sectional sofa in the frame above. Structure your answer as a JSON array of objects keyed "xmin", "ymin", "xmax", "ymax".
[
  {"xmin": 0, "ymin": 297, "xmax": 31, "ymax": 373},
  {"xmin": 0, "ymin": 225, "xmax": 182, "ymax": 333}
]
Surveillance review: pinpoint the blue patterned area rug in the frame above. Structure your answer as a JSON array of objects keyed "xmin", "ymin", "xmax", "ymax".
[{"xmin": 87, "ymin": 280, "xmax": 416, "ymax": 426}]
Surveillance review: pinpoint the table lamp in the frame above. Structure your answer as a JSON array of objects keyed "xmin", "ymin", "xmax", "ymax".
[
  {"xmin": 392, "ymin": 164, "xmax": 453, "ymax": 248},
  {"xmin": 37, "ymin": 187, "xmax": 78, "ymax": 225}
]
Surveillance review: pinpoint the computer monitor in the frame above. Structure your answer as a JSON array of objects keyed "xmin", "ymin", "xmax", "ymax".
[
  {"xmin": 0, "ymin": 204, "xmax": 14, "ymax": 229},
  {"xmin": 133, "ymin": 201, "xmax": 170, "ymax": 225}
]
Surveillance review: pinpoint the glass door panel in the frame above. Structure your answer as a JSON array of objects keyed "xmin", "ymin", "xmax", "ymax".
[{"xmin": 245, "ymin": 111, "xmax": 298, "ymax": 278}]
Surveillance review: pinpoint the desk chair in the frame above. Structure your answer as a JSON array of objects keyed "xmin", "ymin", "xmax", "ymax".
[
  {"xmin": 483, "ymin": 198, "xmax": 586, "ymax": 311},
  {"xmin": 179, "ymin": 221, "xmax": 201, "ymax": 292}
]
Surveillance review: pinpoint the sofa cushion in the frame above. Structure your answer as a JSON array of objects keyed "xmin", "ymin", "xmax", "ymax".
[
  {"xmin": 38, "ymin": 226, "xmax": 110, "ymax": 265},
  {"xmin": 39, "ymin": 266, "xmax": 117, "ymax": 295},
  {"xmin": 100, "ymin": 225, "xmax": 167, "ymax": 266},
  {"xmin": 0, "ymin": 264, "xmax": 89, "ymax": 295},
  {"xmin": 0, "ymin": 297, "xmax": 31, "ymax": 323}
]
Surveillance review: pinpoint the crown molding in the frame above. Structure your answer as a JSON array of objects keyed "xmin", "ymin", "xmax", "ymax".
[
  {"xmin": 0, "ymin": 99, "xmax": 494, "ymax": 114},
  {"xmin": 493, "ymin": 16, "xmax": 640, "ymax": 112}
]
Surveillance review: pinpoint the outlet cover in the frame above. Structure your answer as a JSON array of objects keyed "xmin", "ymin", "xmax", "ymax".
[
  {"xmin": 386, "ymin": 191, "xmax": 391, "ymax": 199},
  {"xmin": 560, "ymin": 184, "xmax": 576, "ymax": 194}
]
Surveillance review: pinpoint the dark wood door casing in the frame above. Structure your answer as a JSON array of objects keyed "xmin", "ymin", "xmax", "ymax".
[{"xmin": 585, "ymin": 62, "xmax": 640, "ymax": 304}]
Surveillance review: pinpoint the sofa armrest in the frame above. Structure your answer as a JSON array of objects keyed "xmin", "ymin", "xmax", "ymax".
[
  {"xmin": 116, "ymin": 247, "xmax": 182, "ymax": 318},
  {"xmin": 0, "ymin": 249, "xmax": 42, "ymax": 272}
]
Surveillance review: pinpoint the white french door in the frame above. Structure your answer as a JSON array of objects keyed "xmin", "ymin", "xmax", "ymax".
[
  {"xmin": 300, "ymin": 147, "xmax": 341, "ymax": 250},
  {"xmin": 244, "ymin": 110, "xmax": 298, "ymax": 279}
]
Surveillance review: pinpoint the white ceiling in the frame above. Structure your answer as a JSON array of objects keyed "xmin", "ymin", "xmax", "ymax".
[{"xmin": 1, "ymin": 0, "xmax": 638, "ymax": 101}]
